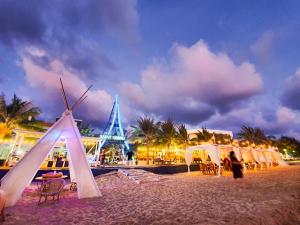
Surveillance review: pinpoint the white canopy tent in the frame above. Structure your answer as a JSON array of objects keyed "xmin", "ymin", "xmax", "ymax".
[
  {"xmin": 0, "ymin": 79, "xmax": 101, "ymax": 206},
  {"xmin": 187, "ymin": 144, "xmax": 221, "ymax": 176},
  {"xmin": 186, "ymin": 144, "xmax": 286, "ymax": 176},
  {"xmin": 1, "ymin": 111, "xmax": 101, "ymax": 206}
]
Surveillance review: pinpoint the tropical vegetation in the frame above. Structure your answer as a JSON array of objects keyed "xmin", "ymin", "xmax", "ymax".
[
  {"xmin": 130, "ymin": 116, "xmax": 160, "ymax": 164},
  {"xmin": 0, "ymin": 94, "xmax": 44, "ymax": 138},
  {"xmin": 237, "ymin": 125, "xmax": 300, "ymax": 157},
  {"xmin": 80, "ymin": 123, "xmax": 96, "ymax": 137}
]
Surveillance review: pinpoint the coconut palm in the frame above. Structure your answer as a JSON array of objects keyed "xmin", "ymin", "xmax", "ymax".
[
  {"xmin": 177, "ymin": 124, "xmax": 189, "ymax": 163},
  {"xmin": 193, "ymin": 127, "xmax": 213, "ymax": 144},
  {"xmin": 0, "ymin": 94, "xmax": 43, "ymax": 137},
  {"xmin": 80, "ymin": 123, "xmax": 95, "ymax": 137},
  {"xmin": 159, "ymin": 118, "xmax": 178, "ymax": 159},
  {"xmin": 266, "ymin": 135, "xmax": 278, "ymax": 147},
  {"xmin": 131, "ymin": 116, "xmax": 159, "ymax": 164},
  {"xmin": 237, "ymin": 125, "xmax": 267, "ymax": 145},
  {"xmin": 214, "ymin": 133, "xmax": 232, "ymax": 145},
  {"xmin": 177, "ymin": 124, "xmax": 189, "ymax": 148}
]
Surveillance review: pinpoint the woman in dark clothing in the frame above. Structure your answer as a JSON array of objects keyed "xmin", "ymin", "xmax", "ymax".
[{"xmin": 229, "ymin": 151, "xmax": 243, "ymax": 179}]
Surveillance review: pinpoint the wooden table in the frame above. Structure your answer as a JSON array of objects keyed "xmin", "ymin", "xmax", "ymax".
[{"xmin": 35, "ymin": 175, "xmax": 68, "ymax": 181}]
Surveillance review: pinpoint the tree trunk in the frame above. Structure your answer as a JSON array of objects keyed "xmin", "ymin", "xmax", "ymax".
[{"xmin": 146, "ymin": 146, "xmax": 150, "ymax": 165}]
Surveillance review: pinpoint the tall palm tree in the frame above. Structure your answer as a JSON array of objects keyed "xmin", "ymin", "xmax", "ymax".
[
  {"xmin": 266, "ymin": 135, "xmax": 278, "ymax": 147},
  {"xmin": 131, "ymin": 116, "xmax": 159, "ymax": 164},
  {"xmin": 80, "ymin": 123, "xmax": 95, "ymax": 137},
  {"xmin": 177, "ymin": 124, "xmax": 189, "ymax": 163},
  {"xmin": 177, "ymin": 124, "xmax": 189, "ymax": 148},
  {"xmin": 194, "ymin": 127, "xmax": 213, "ymax": 144},
  {"xmin": 214, "ymin": 133, "xmax": 232, "ymax": 145},
  {"xmin": 159, "ymin": 118, "xmax": 178, "ymax": 159},
  {"xmin": 237, "ymin": 125, "xmax": 267, "ymax": 145},
  {"xmin": 0, "ymin": 94, "xmax": 43, "ymax": 138}
]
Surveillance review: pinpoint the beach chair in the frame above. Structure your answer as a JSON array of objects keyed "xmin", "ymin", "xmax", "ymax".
[
  {"xmin": 38, "ymin": 178, "xmax": 65, "ymax": 205},
  {"xmin": 55, "ymin": 160, "xmax": 64, "ymax": 168},
  {"xmin": 47, "ymin": 161, "xmax": 54, "ymax": 168}
]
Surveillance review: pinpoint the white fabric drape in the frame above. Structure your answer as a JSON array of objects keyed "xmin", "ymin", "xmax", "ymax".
[
  {"xmin": 187, "ymin": 144, "xmax": 221, "ymax": 176},
  {"xmin": 257, "ymin": 150, "xmax": 268, "ymax": 163},
  {"xmin": 185, "ymin": 149, "xmax": 193, "ymax": 173},
  {"xmin": 64, "ymin": 112, "xmax": 101, "ymax": 199},
  {"xmin": 233, "ymin": 147, "xmax": 242, "ymax": 161},
  {"xmin": 1, "ymin": 111, "xmax": 101, "ymax": 206},
  {"xmin": 187, "ymin": 145, "xmax": 220, "ymax": 166},
  {"xmin": 240, "ymin": 148, "xmax": 254, "ymax": 162},
  {"xmin": 1, "ymin": 115, "xmax": 65, "ymax": 206},
  {"xmin": 251, "ymin": 149, "xmax": 260, "ymax": 163},
  {"xmin": 185, "ymin": 150, "xmax": 193, "ymax": 166}
]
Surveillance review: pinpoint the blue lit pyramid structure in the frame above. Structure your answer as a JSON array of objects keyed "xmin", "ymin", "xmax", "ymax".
[{"xmin": 94, "ymin": 95, "xmax": 130, "ymax": 161}]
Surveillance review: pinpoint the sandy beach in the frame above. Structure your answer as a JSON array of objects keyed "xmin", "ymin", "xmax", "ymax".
[{"xmin": 3, "ymin": 165, "xmax": 300, "ymax": 225}]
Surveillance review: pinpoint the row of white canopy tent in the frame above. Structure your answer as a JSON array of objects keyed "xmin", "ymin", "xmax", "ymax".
[{"xmin": 185, "ymin": 144, "xmax": 287, "ymax": 176}]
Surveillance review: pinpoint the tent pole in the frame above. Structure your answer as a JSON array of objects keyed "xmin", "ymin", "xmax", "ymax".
[{"xmin": 7, "ymin": 133, "xmax": 19, "ymax": 163}]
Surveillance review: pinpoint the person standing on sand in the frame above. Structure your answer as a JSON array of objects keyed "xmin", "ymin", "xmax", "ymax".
[
  {"xmin": 229, "ymin": 151, "xmax": 243, "ymax": 179},
  {"xmin": 126, "ymin": 151, "xmax": 134, "ymax": 166}
]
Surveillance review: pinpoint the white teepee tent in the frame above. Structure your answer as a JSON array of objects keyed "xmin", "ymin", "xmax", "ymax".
[{"xmin": 0, "ymin": 80, "xmax": 101, "ymax": 206}]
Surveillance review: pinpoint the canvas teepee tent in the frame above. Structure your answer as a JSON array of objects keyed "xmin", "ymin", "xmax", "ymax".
[{"xmin": 0, "ymin": 79, "xmax": 101, "ymax": 206}]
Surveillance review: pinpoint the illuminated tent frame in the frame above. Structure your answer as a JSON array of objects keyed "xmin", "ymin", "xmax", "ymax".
[
  {"xmin": 187, "ymin": 144, "xmax": 222, "ymax": 176},
  {"xmin": 0, "ymin": 79, "xmax": 101, "ymax": 206},
  {"xmin": 94, "ymin": 95, "xmax": 130, "ymax": 161},
  {"xmin": 186, "ymin": 144, "xmax": 286, "ymax": 176}
]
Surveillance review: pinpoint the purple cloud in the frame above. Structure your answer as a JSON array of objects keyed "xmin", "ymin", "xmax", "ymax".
[
  {"xmin": 120, "ymin": 40, "xmax": 263, "ymax": 124},
  {"xmin": 205, "ymin": 103, "xmax": 300, "ymax": 139},
  {"xmin": 282, "ymin": 68, "xmax": 300, "ymax": 111},
  {"xmin": 20, "ymin": 49, "xmax": 113, "ymax": 126},
  {"xmin": 250, "ymin": 31, "xmax": 275, "ymax": 63},
  {"xmin": 0, "ymin": 0, "xmax": 139, "ymax": 80}
]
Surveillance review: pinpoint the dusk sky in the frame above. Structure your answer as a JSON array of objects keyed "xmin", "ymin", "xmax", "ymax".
[{"xmin": 0, "ymin": 0, "xmax": 300, "ymax": 138}]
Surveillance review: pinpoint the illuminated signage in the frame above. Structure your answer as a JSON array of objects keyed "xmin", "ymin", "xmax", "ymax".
[{"xmin": 100, "ymin": 134, "xmax": 125, "ymax": 141}]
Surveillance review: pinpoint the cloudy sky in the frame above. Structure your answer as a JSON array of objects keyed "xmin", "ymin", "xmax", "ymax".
[{"xmin": 0, "ymin": 0, "xmax": 300, "ymax": 138}]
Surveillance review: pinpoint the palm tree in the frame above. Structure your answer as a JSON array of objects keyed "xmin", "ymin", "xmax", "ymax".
[
  {"xmin": 80, "ymin": 123, "xmax": 95, "ymax": 137},
  {"xmin": 177, "ymin": 124, "xmax": 189, "ymax": 163},
  {"xmin": 266, "ymin": 135, "xmax": 278, "ymax": 147},
  {"xmin": 214, "ymin": 133, "xmax": 232, "ymax": 145},
  {"xmin": 0, "ymin": 94, "xmax": 43, "ymax": 138},
  {"xmin": 277, "ymin": 136, "xmax": 300, "ymax": 157},
  {"xmin": 237, "ymin": 125, "xmax": 267, "ymax": 145},
  {"xmin": 159, "ymin": 118, "xmax": 178, "ymax": 160},
  {"xmin": 131, "ymin": 116, "xmax": 159, "ymax": 165},
  {"xmin": 193, "ymin": 127, "xmax": 213, "ymax": 144},
  {"xmin": 177, "ymin": 124, "xmax": 189, "ymax": 148}
]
